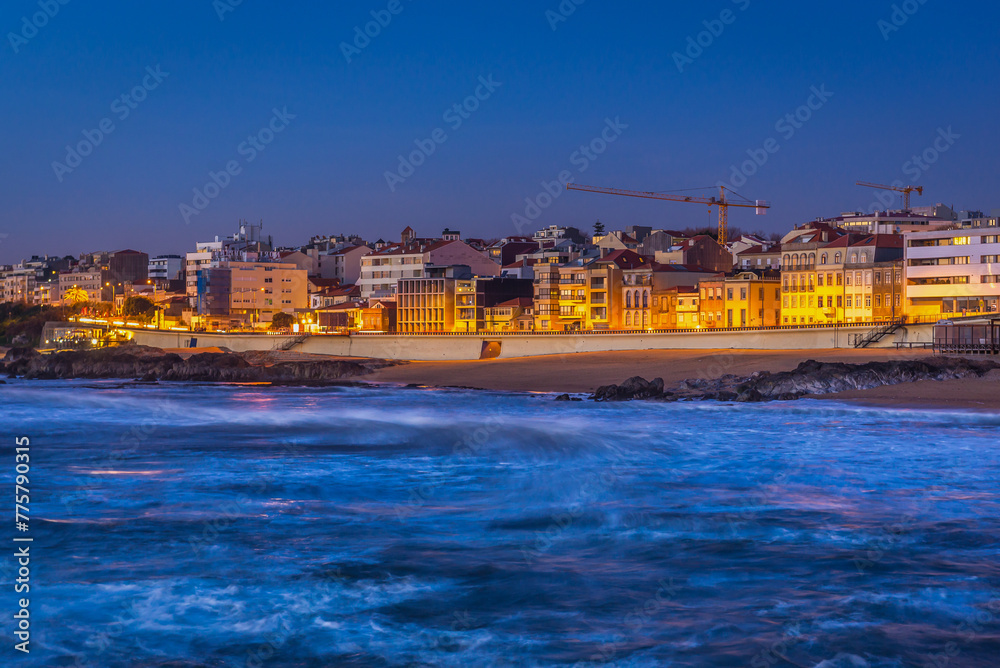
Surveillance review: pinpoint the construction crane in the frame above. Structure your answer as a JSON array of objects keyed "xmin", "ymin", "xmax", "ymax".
[
  {"xmin": 856, "ymin": 181, "xmax": 924, "ymax": 212},
  {"xmin": 566, "ymin": 184, "xmax": 769, "ymax": 245}
]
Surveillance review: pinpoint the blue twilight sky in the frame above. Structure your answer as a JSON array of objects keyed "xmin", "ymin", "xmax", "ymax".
[{"xmin": 1, "ymin": 0, "xmax": 998, "ymax": 263}]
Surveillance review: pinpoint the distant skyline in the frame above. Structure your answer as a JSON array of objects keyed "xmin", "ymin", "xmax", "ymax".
[{"xmin": 2, "ymin": 0, "xmax": 998, "ymax": 263}]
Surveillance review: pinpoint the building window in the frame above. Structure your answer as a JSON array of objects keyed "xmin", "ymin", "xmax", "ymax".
[
  {"xmin": 836, "ymin": 296, "xmax": 843, "ymax": 307},
  {"xmin": 818, "ymin": 274, "xmax": 824, "ymax": 286},
  {"xmin": 835, "ymin": 252, "xmax": 842, "ymax": 263}
]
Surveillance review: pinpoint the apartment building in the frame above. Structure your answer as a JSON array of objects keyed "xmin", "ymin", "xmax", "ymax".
[
  {"xmin": 823, "ymin": 210, "xmax": 954, "ymax": 235},
  {"xmin": 699, "ymin": 277, "xmax": 726, "ymax": 329},
  {"xmin": 622, "ymin": 263, "xmax": 723, "ymax": 330},
  {"xmin": 359, "ymin": 236, "xmax": 500, "ymax": 300},
  {"xmin": 719, "ymin": 271, "xmax": 782, "ymax": 328},
  {"xmin": 905, "ymin": 228, "xmax": 1000, "ymax": 317},
  {"xmin": 735, "ymin": 244, "xmax": 782, "ymax": 271},
  {"xmin": 57, "ymin": 270, "xmax": 103, "ymax": 303},
  {"xmin": 397, "ymin": 275, "xmax": 460, "ymax": 333},
  {"xmin": 783, "ymin": 235, "xmax": 904, "ymax": 324},
  {"xmin": 534, "ymin": 250, "xmax": 650, "ymax": 332},
  {"xmin": 453, "ymin": 277, "xmax": 534, "ymax": 332},
  {"xmin": 315, "ymin": 244, "xmax": 372, "ymax": 285},
  {"xmin": 186, "ymin": 224, "xmax": 272, "ymax": 306},
  {"xmin": 655, "ymin": 235, "xmax": 732, "ymax": 273},
  {"xmin": 149, "ymin": 255, "xmax": 184, "ymax": 281},
  {"xmin": 99, "ymin": 250, "xmax": 149, "ymax": 301},
  {"xmin": 195, "ymin": 259, "xmax": 307, "ymax": 327},
  {"xmin": 483, "ymin": 298, "xmax": 534, "ymax": 331},
  {"xmin": 1, "ymin": 268, "xmax": 35, "ymax": 304},
  {"xmin": 647, "ymin": 286, "xmax": 700, "ymax": 330}
]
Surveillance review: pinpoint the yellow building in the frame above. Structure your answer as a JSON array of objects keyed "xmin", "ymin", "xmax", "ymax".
[
  {"xmin": 783, "ymin": 235, "xmax": 905, "ymax": 325},
  {"xmin": 722, "ymin": 271, "xmax": 782, "ymax": 327}
]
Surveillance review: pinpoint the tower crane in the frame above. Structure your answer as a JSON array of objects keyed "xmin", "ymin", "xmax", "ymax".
[
  {"xmin": 566, "ymin": 184, "xmax": 769, "ymax": 245},
  {"xmin": 856, "ymin": 181, "xmax": 924, "ymax": 212}
]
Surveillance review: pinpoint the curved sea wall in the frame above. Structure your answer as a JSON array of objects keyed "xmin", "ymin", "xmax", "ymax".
[{"xmin": 126, "ymin": 323, "xmax": 935, "ymax": 361}]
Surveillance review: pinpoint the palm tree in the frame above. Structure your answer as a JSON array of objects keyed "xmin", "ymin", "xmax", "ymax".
[{"xmin": 64, "ymin": 286, "xmax": 89, "ymax": 304}]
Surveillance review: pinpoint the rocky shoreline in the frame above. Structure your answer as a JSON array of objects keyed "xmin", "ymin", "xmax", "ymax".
[
  {"xmin": 582, "ymin": 357, "xmax": 1000, "ymax": 403},
  {"xmin": 1, "ymin": 346, "xmax": 392, "ymax": 384}
]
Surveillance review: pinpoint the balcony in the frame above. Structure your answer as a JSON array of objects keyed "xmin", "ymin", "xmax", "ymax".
[{"xmin": 559, "ymin": 278, "xmax": 586, "ymax": 285}]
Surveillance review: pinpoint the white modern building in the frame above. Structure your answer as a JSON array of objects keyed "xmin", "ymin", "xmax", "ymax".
[
  {"xmin": 358, "ymin": 239, "xmax": 500, "ymax": 300},
  {"xmin": 905, "ymin": 228, "xmax": 1000, "ymax": 317},
  {"xmin": 149, "ymin": 255, "xmax": 184, "ymax": 281}
]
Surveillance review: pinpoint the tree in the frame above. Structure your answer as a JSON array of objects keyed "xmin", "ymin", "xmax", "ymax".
[
  {"xmin": 64, "ymin": 287, "xmax": 89, "ymax": 304},
  {"xmin": 593, "ymin": 220, "xmax": 606, "ymax": 237},
  {"xmin": 270, "ymin": 312, "xmax": 296, "ymax": 330},
  {"xmin": 123, "ymin": 296, "xmax": 155, "ymax": 319}
]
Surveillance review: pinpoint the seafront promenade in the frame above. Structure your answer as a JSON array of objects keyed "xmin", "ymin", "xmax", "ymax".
[{"xmin": 124, "ymin": 320, "xmax": 937, "ymax": 361}]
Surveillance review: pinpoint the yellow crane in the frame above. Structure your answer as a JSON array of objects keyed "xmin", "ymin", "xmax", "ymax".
[
  {"xmin": 856, "ymin": 181, "xmax": 924, "ymax": 212},
  {"xmin": 566, "ymin": 184, "xmax": 770, "ymax": 245}
]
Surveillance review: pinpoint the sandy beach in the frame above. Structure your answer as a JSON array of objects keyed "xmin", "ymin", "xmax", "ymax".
[
  {"xmin": 365, "ymin": 349, "xmax": 1000, "ymax": 410},
  {"xmin": 367, "ymin": 348, "xmax": 920, "ymax": 393}
]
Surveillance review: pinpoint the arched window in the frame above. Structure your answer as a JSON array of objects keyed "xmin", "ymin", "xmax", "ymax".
[
  {"xmin": 626, "ymin": 292, "xmax": 631, "ymax": 308},
  {"xmin": 860, "ymin": 253, "xmax": 868, "ymax": 263},
  {"xmin": 809, "ymin": 253, "xmax": 816, "ymax": 265},
  {"xmin": 642, "ymin": 292, "xmax": 648, "ymax": 308},
  {"xmin": 634, "ymin": 290, "xmax": 640, "ymax": 308},
  {"xmin": 625, "ymin": 312, "xmax": 632, "ymax": 327},
  {"xmin": 643, "ymin": 312, "xmax": 649, "ymax": 327},
  {"xmin": 850, "ymin": 253, "xmax": 858, "ymax": 263},
  {"xmin": 783, "ymin": 254, "xmax": 790, "ymax": 266},
  {"xmin": 821, "ymin": 253, "xmax": 828, "ymax": 264},
  {"xmin": 834, "ymin": 252, "xmax": 842, "ymax": 263}
]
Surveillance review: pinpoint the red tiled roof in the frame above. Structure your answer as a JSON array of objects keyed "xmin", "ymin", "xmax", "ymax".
[{"xmin": 596, "ymin": 249, "xmax": 649, "ymax": 269}]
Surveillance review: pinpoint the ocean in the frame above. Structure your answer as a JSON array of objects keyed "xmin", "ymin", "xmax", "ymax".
[{"xmin": 1, "ymin": 380, "xmax": 998, "ymax": 667}]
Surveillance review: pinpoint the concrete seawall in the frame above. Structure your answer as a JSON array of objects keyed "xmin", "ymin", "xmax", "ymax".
[{"xmin": 126, "ymin": 323, "xmax": 935, "ymax": 361}]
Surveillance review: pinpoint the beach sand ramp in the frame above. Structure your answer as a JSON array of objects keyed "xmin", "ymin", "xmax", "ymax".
[{"xmin": 480, "ymin": 340, "xmax": 502, "ymax": 360}]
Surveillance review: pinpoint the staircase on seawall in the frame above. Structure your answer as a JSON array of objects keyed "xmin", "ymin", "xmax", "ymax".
[
  {"xmin": 854, "ymin": 317, "xmax": 907, "ymax": 349},
  {"xmin": 273, "ymin": 334, "xmax": 310, "ymax": 351}
]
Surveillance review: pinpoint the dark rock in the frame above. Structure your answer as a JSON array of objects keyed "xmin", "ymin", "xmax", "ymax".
[
  {"xmin": 593, "ymin": 376, "xmax": 666, "ymax": 401},
  {"xmin": 0, "ymin": 345, "xmax": 388, "ymax": 384},
  {"xmin": 554, "ymin": 394, "xmax": 572, "ymax": 401},
  {"xmin": 736, "ymin": 389, "xmax": 766, "ymax": 403}
]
